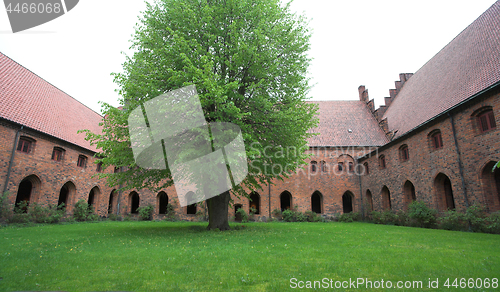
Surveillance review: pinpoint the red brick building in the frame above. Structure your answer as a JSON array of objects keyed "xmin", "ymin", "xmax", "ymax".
[{"xmin": 1, "ymin": 2, "xmax": 499, "ymax": 220}]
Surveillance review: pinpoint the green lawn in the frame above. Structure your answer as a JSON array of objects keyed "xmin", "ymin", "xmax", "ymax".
[{"xmin": 0, "ymin": 221, "xmax": 499, "ymax": 291}]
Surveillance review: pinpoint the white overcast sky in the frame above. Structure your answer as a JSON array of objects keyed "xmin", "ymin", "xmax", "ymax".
[{"xmin": 0, "ymin": 0, "xmax": 497, "ymax": 114}]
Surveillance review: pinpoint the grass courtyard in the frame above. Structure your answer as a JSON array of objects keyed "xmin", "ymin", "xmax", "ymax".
[{"xmin": 0, "ymin": 221, "xmax": 499, "ymax": 291}]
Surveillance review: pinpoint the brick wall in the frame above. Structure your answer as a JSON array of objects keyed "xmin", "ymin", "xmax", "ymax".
[{"xmin": 359, "ymin": 88, "xmax": 500, "ymax": 214}]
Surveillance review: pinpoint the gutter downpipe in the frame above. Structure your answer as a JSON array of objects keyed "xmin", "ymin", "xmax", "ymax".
[
  {"xmin": 357, "ymin": 160, "xmax": 364, "ymax": 219},
  {"xmin": 3, "ymin": 126, "xmax": 23, "ymax": 194},
  {"xmin": 268, "ymin": 179, "xmax": 271, "ymax": 218},
  {"xmin": 448, "ymin": 112, "xmax": 469, "ymax": 208}
]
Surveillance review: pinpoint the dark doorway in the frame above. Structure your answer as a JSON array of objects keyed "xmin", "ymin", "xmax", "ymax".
[
  {"xmin": 444, "ymin": 177, "xmax": 455, "ymax": 210},
  {"xmin": 15, "ymin": 179, "xmax": 32, "ymax": 212},
  {"xmin": 187, "ymin": 204, "xmax": 197, "ymax": 215},
  {"xmin": 58, "ymin": 184, "xmax": 69, "ymax": 209},
  {"xmin": 311, "ymin": 191, "xmax": 322, "ymax": 213},
  {"xmin": 130, "ymin": 192, "xmax": 140, "ymax": 214},
  {"xmin": 280, "ymin": 191, "xmax": 292, "ymax": 211},
  {"xmin": 108, "ymin": 190, "xmax": 115, "ymax": 214},
  {"xmin": 342, "ymin": 191, "xmax": 353, "ymax": 213},
  {"xmin": 234, "ymin": 204, "xmax": 243, "ymax": 222},
  {"xmin": 381, "ymin": 186, "xmax": 391, "ymax": 210},
  {"xmin": 249, "ymin": 192, "xmax": 260, "ymax": 214},
  {"xmin": 158, "ymin": 191, "xmax": 168, "ymax": 214}
]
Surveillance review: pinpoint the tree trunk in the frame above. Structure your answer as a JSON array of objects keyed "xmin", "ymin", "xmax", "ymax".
[{"xmin": 206, "ymin": 190, "xmax": 231, "ymax": 231}]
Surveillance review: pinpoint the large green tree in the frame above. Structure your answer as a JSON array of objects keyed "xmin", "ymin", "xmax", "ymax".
[{"xmin": 84, "ymin": 0, "xmax": 317, "ymax": 230}]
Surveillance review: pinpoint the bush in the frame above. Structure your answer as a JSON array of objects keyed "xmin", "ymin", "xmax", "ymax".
[
  {"xmin": 304, "ymin": 211, "xmax": 323, "ymax": 222},
  {"xmin": 281, "ymin": 209, "xmax": 295, "ymax": 222},
  {"xmin": 271, "ymin": 208, "xmax": 282, "ymax": 220},
  {"xmin": 235, "ymin": 207, "xmax": 249, "ymax": 223},
  {"xmin": 438, "ymin": 209, "xmax": 467, "ymax": 231},
  {"xmin": 0, "ymin": 192, "xmax": 9, "ymax": 219},
  {"xmin": 137, "ymin": 204, "xmax": 154, "ymax": 221},
  {"xmin": 107, "ymin": 213, "xmax": 122, "ymax": 221},
  {"xmin": 395, "ymin": 210, "xmax": 409, "ymax": 226},
  {"xmin": 370, "ymin": 211, "xmax": 383, "ymax": 224},
  {"xmin": 486, "ymin": 212, "xmax": 500, "ymax": 234},
  {"xmin": 164, "ymin": 204, "xmax": 177, "ymax": 221},
  {"xmin": 407, "ymin": 201, "xmax": 437, "ymax": 228},
  {"xmin": 8, "ymin": 201, "xmax": 65, "ymax": 224},
  {"xmin": 338, "ymin": 212, "xmax": 361, "ymax": 223},
  {"xmin": 466, "ymin": 203, "xmax": 488, "ymax": 233},
  {"xmin": 295, "ymin": 211, "xmax": 308, "ymax": 222},
  {"xmin": 29, "ymin": 202, "xmax": 65, "ymax": 224},
  {"xmin": 73, "ymin": 199, "xmax": 98, "ymax": 222}
]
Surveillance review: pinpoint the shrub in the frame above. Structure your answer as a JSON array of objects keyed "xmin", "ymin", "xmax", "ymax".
[
  {"xmin": 407, "ymin": 201, "xmax": 437, "ymax": 228},
  {"xmin": 137, "ymin": 204, "xmax": 154, "ymax": 221},
  {"xmin": 8, "ymin": 201, "xmax": 65, "ymax": 224},
  {"xmin": 29, "ymin": 202, "xmax": 65, "ymax": 224},
  {"xmin": 73, "ymin": 199, "xmax": 97, "ymax": 222},
  {"xmin": 395, "ymin": 210, "xmax": 409, "ymax": 226},
  {"xmin": 281, "ymin": 209, "xmax": 295, "ymax": 222},
  {"xmin": 271, "ymin": 208, "xmax": 282, "ymax": 219},
  {"xmin": 0, "ymin": 192, "xmax": 9, "ymax": 219},
  {"xmin": 295, "ymin": 211, "xmax": 308, "ymax": 222},
  {"xmin": 304, "ymin": 211, "xmax": 322, "ymax": 222},
  {"xmin": 164, "ymin": 204, "xmax": 177, "ymax": 221},
  {"xmin": 370, "ymin": 211, "xmax": 383, "ymax": 224},
  {"xmin": 338, "ymin": 212, "xmax": 361, "ymax": 223},
  {"xmin": 438, "ymin": 209, "xmax": 467, "ymax": 231},
  {"xmin": 107, "ymin": 213, "xmax": 122, "ymax": 221},
  {"xmin": 235, "ymin": 207, "xmax": 249, "ymax": 223},
  {"xmin": 466, "ymin": 203, "xmax": 488, "ymax": 233},
  {"xmin": 381, "ymin": 210, "xmax": 398, "ymax": 225},
  {"xmin": 486, "ymin": 212, "xmax": 500, "ymax": 234}
]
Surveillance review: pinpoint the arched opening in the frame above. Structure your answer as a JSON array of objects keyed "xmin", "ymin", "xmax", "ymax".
[
  {"xmin": 311, "ymin": 191, "xmax": 322, "ymax": 213},
  {"xmin": 366, "ymin": 190, "xmax": 373, "ymax": 211},
  {"xmin": 481, "ymin": 162, "xmax": 500, "ymax": 212},
  {"xmin": 381, "ymin": 186, "xmax": 391, "ymax": 210},
  {"xmin": 186, "ymin": 191, "xmax": 197, "ymax": 214},
  {"xmin": 130, "ymin": 191, "xmax": 140, "ymax": 214},
  {"xmin": 434, "ymin": 173, "xmax": 455, "ymax": 211},
  {"xmin": 15, "ymin": 180, "xmax": 32, "ymax": 212},
  {"xmin": 403, "ymin": 180, "xmax": 416, "ymax": 210},
  {"xmin": 280, "ymin": 191, "xmax": 292, "ymax": 211},
  {"xmin": 14, "ymin": 175, "xmax": 40, "ymax": 212},
  {"xmin": 58, "ymin": 181, "xmax": 75, "ymax": 212},
  {"xmin": 342, "ymin": 191, "xmax": 354, "ymax": 213},
  {"xmin": 88, "ymin": 187, "xmax": 100, "ymax": 213},
  {"xmin": 234, "ymin": 204, "xmax": 243, "ymax": 222},
  {"xmin": 158, "ymin": 191, "xmax": 169, "ymax": 214},
  {"xmin": 249, "ymin": 192, "xmax": 260, "ymax": 214},
  {"xmin": 108, "ymin": 189, "xmax": 116, "ymax": 214}
]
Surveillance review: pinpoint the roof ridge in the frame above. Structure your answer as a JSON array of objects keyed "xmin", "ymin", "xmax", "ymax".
[{"xmin": 0, "ymin": 51, "xmax": 103, "ymax": 118}]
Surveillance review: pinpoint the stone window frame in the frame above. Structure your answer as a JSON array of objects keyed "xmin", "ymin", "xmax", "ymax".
[
  {"xmin": 77, "ymin": 155, "xmax": 87, "ymax": 168},
  {"xmin": 428, "ymin": 129, "xmax": 443, "ymax": 151},
  {"xmin": 51, "ymin": 147, "xmax": 65, "ymax": 161},
  {"xmin": 399, "ymin": 144, "xmax": 410, "ymax": 162},
  {"xmin": 17, "ymin": 136, "xmax": 35, "ymax": 154}
]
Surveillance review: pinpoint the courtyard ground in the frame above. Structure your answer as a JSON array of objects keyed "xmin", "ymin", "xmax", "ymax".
[{"xmin": 0, "ymin": 221, "xmax": 498, "ymax": 291}]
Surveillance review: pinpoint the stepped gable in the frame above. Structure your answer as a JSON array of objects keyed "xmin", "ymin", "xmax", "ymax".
[
  {"xmin": 0, "ymin": 52, "xmax": 102, "ymax": 152},
  {"xmin": 307, "ymin": 101, "xmax": 388, "ymax": 147},
  {"xmin": 382, "ymin": 1, "xmax": 500, "ymax": 138}
]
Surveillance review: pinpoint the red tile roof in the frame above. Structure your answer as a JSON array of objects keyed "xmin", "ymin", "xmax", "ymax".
[
  {"xmin": 307, "ymin": 101, "xmax": 388, "ymax": 147},
  {"xmin": 383, "ymin": 1, "xmax": 500, "ymax": 138},
  {"xmin": 0, "ymin": 52, "xmax": 102, "ymax": 152}
]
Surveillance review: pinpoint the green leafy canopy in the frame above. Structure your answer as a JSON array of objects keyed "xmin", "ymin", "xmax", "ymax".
[{"xmin": 82, "ymin": 0, "xmax": 318, "ymax": 199}]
